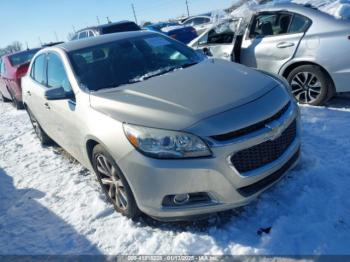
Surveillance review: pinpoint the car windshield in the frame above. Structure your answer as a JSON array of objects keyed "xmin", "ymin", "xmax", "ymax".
[
  {"xmin": 69, "ymin": 34, "xmax": 204, "ymax": 91},
  {"xmin": 8, "ymin": 49, "xmax": 40, "ymax": 67}
]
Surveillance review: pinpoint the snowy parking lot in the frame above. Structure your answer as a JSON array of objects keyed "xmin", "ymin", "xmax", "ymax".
[{"xmin": 0, "ymin": 97, "xmax": 350, "ymax": 255}]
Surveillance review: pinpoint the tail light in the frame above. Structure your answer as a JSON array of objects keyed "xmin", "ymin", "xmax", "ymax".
[{"xmin": 16, "ymin": 63, "xmax": 29, "ymax": 79}]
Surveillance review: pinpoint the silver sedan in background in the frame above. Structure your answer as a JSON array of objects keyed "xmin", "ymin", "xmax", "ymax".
[
  {"xmin": 22, "ymin": 31, "xmax": 300, "ymax": 221},
  {"xmin": 190, "ymin": 3, "xmax": 350, "ymax": 105}
]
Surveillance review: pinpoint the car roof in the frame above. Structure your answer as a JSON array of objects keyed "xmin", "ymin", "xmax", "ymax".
[
  {"xmin": 77, "ymin": 20, "xmax": 137, "ymax": 32},
  {"xmin": 56, "ymin": 31, "xmax": 155, "ymax": 52},
  {"xmin": 1, "ymin": 48, "xmax": 41, "ymax": 59},
  {"xmin": 256, "ymin": 3, "xmax": 328, "ymax": 18}
]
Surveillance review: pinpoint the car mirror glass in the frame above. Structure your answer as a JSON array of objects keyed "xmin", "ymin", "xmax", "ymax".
[{"xmin": 44, "ymin": 86, "xmax": 72, "ymax": 100}]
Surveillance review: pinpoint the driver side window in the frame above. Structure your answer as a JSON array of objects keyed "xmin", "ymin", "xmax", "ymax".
[
  {"xmin": 47, "ymin": 53, "xmax": 72, "ymax": 93},
  {"xmin": 250, "ymin": 12, "xmax": 292, "ymax": 38},
  {"xmin": 249, "ymin": 12, "xmax": 310, "ymax": 38}
]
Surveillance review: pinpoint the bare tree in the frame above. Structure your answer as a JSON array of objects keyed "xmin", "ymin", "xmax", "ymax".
[{"xmin": 0, "ymin": 41, "xmax": 23, "ymax": 56}]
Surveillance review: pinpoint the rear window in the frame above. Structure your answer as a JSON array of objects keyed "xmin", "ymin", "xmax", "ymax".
[
  {"xmin": 8, "ymin": 49, "xmax": 40, "ymax": 67},
  {"xmin": 101, "ymin": 22, "xmax": 141, "ymax": 34},
  {"xmin": 289, "ymin": 14, "xmax": 311, "ymax": 33}
]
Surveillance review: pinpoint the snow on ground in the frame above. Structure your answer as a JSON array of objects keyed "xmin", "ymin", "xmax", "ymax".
[{"xmin": 1, "ymin": 97, "xmax": 350, "ymax": 255}]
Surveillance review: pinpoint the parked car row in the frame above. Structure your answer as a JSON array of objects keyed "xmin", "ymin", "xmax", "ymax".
[
  {"xmin": 0, "ymin": 42, "xmax": 65, "ymax": 108},
  {"xmin": 189, "ymin": 3, "xmax": 350, "ymax": 106},
  {"xmin": 70, "ymin": 20, "xmax": 141, "ymax": 40},
  {"xmin": 181, "ymin": 15, "xmax": 213, "ymax": 35},
  {"xmin": 144, "ymin": 22, "xmax": 198, "ymax": 44},
  {"xmin": 16, "ymin": 31, "xmax": 300, "ymax": 221},
  {"xmin": 0, "ymin": 48, "xmax": 41, "ymax": 108}
]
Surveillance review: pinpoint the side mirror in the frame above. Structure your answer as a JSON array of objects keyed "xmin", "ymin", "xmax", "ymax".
[
  {"xmin": 202, "ymin": 47, "xmax": 213, "ymax": 57},
  {"xmin": 195, "ymin": 49, "xmax": 208, "ymax": 60},
  {"xmin": 44, "ymin": 86, "xmax": 74, "ymax": 100}
]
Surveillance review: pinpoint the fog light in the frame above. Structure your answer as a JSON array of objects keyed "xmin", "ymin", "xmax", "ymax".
[{"xmin": 173, "ymin": 194, "xmax": 190, "ymax": 205}]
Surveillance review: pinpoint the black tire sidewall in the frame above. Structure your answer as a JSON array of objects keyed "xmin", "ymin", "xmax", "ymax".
[
  {"xmin": 92, "ymin": 144, "xmax": 140, "ymax": 218},
  {"xmin": 287, "ymin": 65, "xmax": 330, "ymax": 106},
  {"xmin": 26, "ymin": 107, "xmax": 52, "ymax": 146}
]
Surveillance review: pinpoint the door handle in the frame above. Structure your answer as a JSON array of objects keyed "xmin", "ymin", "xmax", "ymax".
[
  {"xmin": 27, "ymin": 91, "xmax": 31, "ymax": 96},
  {"xmin": 276, "ymin": 42, "xmax": 295, "ymax": 48},
  {"xmin": 44, "ymin": 102, "xmax": 51, "ymax": 110}
]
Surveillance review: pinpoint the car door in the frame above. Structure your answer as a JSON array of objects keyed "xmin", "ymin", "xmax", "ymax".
[
  {"xmin": 44, "ymin": 52, "xmax": 81, "ymax": 157},
  {"xmin": 192, "ymin": 19, "xmax": 242, "ymax": 61},
  {"xmin": 0, "ymin": 59, "xmax": 6, "ymax": 97},
  {"xmin": 0, "ymin": 58, "xmax": 11, "ymax": 99},
  {"xmin": 240, "ymin": 11, "xmax": 310, "ymax": 74},
  {"xmin": 25, "ymin": 54, "xmax": 50, "ymax": 130}
]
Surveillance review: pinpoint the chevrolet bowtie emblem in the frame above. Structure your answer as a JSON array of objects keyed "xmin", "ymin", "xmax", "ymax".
[{"xmin": 265, "ymin": 123, "xmax": 284, "ymax": 141}]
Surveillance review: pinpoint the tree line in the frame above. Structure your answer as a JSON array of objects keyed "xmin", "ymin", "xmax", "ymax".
[{"xmin": 0, "ymin": 41, "xmax": 23, "ymax": 57}]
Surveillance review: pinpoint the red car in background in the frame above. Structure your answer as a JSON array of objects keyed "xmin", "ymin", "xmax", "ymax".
[{"xmin": 0, "ymin": 48, "xmax": 40, "ymax": 109}]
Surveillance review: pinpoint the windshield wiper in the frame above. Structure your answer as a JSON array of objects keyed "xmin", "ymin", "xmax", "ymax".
[
  {"xmin": 180, "ymin": 61, "xmax": 198, "ymax": 68},
  {"xmin": 132, "ymin": 62, "xmax": 199, "ymax": 82},
  {"xmin": 131, "ymin": 66, "xmax": 180, "ymax": 82}
]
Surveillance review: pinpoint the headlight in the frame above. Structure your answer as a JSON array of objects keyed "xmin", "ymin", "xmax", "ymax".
[{"xmin": 123, "ymin": 123, "xmax": 212, "ymax": 159}]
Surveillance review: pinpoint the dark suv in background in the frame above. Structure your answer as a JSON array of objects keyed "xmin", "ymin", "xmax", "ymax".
[{"xmin": 70, "ymin": 21, "xmax": 141, "ymax": 40}]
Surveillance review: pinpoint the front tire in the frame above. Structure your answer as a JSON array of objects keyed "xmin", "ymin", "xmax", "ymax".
[
  {"xmin": 287, "ymin": 65, "xmax": 333, "ymax": 106},
  {"xmin": 26, "ymin": 108, "xmax": 53, "ymax": 146},
  {"xmin": 92, "ymin": 144, "xmax": 140, "ymax": 219}
]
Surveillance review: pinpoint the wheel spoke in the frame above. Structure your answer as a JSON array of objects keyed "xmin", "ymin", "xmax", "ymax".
[
  {"xmin": 101, "ymin": 177, "xmax": 113, "ymax": 185},
  {"xmin": 97, "ymin": 165, "xmax": 109, "ymax": 176},
  {"xmin": 97, "ymin": 156, "xmax": 111, "ymax": 177},
  {"xmin": 110, "ymin": 165, "xmax": 117, "ymax": 176},
  {"xmin": 115, "ymin": 179, "xmax": 128, "ymax": 209},
  {"xmin": 118, "ymin": 189, "xmax": 128, "ymax": 209},
  {"xmin": 108, "ymin": 184, "xmax": 115, "ymax": 199},
  {"xmin": 304, "ymin": 91, "xmax": 310, "ymax": 103},
  {"xmin": 291, "ymin": 86, "xmax": 303, "ymax": 94},
  {"xmin": 309, "ymin": 88, "xmax": 321, "ymax": 94},
  {"xmin": 96, "ymin": 154, "xmax": 129, "ymax": 211},
  {"xmin": 296, "ymin": 90, "xmax": 306, "ymax": 103},
  {"xmin": 296, "ymin": 73, "xmax": 306, "ymax": 85},
  {"xmin": 308, "ymin": 89, "xmax": 319, "ymax": 100}
]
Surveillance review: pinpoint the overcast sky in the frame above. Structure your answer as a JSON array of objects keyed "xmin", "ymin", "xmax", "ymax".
[{"xmin": 0, "ymin": 0, "xmax": 234, "ymax": 48}]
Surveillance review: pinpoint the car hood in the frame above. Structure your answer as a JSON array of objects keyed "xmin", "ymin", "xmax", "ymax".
[{"xmin": 89, "ymin": 59, "xmax": 279, "ymax": 130}]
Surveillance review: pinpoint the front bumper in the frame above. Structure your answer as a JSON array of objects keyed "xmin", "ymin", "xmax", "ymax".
[{"xmin": 119, "ymin": 101, "xmax": 301, "ymax": 220}]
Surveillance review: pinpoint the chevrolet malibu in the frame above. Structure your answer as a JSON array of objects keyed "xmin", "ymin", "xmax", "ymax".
[{"xmin": 22, "ymin": 31, "xmax": 301, "ymax": 221}]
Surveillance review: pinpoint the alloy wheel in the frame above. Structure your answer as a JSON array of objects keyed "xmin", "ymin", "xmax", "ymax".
[
  {"xmin": 290, "ymin": 72, "xmax": 322, "ymax": 104},
  {"xmin": 95, "ymin": 154, "xmax": 128, "ymax": 211}
]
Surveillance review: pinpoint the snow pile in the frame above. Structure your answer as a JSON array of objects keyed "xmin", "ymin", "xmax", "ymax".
[
  {"xmin": 1, "ymin": 100, "xmax": 350, "ymax": 255},
  {"xmin": 231, "ymin": 0, "xmax": 350, "ymax": 20}
]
